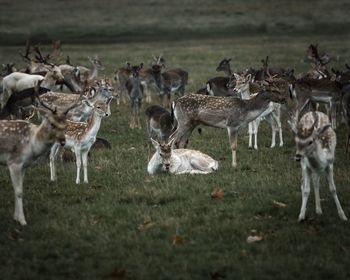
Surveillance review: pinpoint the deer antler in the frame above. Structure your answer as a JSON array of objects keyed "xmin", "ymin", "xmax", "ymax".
[
  {"xmin": 19, "ymin": 39, "xmax": 32, "ymax": 62},
  {"xmin": 34, "ymin": 46, "xmax": 53, "ymax": 66}
]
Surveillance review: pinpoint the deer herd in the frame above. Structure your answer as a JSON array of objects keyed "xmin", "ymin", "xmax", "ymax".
[{"xmin": 0, "ymin": 41, "xmax": 349, "ymax": 225}]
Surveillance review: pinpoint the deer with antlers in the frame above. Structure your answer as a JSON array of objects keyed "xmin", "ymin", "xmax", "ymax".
[
  {"xmin": 289, "ymin": 111, "xmax": 347, "ymax": 221},
  {"xmin": 0, "ymin": 81, "xmax": 78, "ymax": 225},
  {"xmin": 170, "ymin": 91, "xmax": 286, "ymax": 168}
]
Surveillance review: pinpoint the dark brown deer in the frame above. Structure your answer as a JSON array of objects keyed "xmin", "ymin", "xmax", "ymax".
[
  {"xmin": 205, "ymin": 58, "xmax": 234, "ymax": 96},
  {"xmin": 170, "ymin": 91, "xmax": 286, "ymax": 167}
]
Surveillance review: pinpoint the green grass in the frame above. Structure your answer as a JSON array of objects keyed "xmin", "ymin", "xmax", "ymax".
[{"xmin": 1, "ymin": 35, "xmax": 350, "ymax": 279}]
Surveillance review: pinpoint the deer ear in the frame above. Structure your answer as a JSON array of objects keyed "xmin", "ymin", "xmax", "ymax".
[
  {"xmin": 313, "ymin": 124, "xmax": 331, "ymax": 138},
  {"xmin": 150, "ymin": 138, "xmax": 159, "ymax": 149},
  {"xmin": 140, "ymin": 62, "xmax": 144, "ymax": 69},
  {"xmin": 234, "ymin": 73, "xmax": 240, "ymax": 80},
  {"xmin": 246, "ymin": 74, "xmax": 252, "ymax": 82}
]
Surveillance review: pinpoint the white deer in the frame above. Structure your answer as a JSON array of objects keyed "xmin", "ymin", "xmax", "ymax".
[
  {"xmin": 1, "ymin": 67, "xmax": 64, "ymax": 109},
  {"xmin": 289, "ymin": 111, "xmax": 347, "ymax": 221},
  {"xmin": 0, "ymin": 83, "xmax": 77, "ymax": 225},
  {"xmin": 148, "ymin": 138, "xmax": 218, "ymax": 175},
  {"xmin": 49, "ymin": 99, "xmax": 111, "ymax": 184}
]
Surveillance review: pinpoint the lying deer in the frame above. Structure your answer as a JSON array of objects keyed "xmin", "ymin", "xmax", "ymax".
[
  {"xmin": 289, "ymin": 111, "xmax": 347, "ymax": 221},
  {"xmin": 0, "ymin": 82, "xmax": 77, "ymax": 225},
  {"xmin": 170, "ymin": 91, "xmax": 286, "ymax": 167},
  {"xmin": 147, "ymin": 138, "xmax": 218, "ymax": 175},
  {"xmin": 49, "ymin": 99, "xmax": 111, "ymax": 184}
]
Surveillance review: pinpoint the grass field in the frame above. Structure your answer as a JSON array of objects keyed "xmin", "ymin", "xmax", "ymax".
[{"xmin": 1, "ymin": 34, "xmax": 350, "ymax": 279}]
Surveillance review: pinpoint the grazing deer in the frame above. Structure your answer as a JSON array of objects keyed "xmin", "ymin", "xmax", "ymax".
[
  {"xmin": 1, "ymin": 68, "xmax": 65, "ymax": 109},
  {"xmin": 125, "ymin": 63, "xmax": 144, "ymax": 129},
  {"xmin": 147, "ymin": 138, "xmax": 218, "ymax": 175},
  {"xmin": 289, "ymin": 111, "xmax": 347, "ymax": 221},
  {"xmin": 289, "ymin": 77, "xmax": 342, "ymax": 128},
  {"xmin": 0, "ymin": 82, "xmax": 78, "ymax": 225},
  {"xmin": 170, "ymin": 91, "xmax": 286, "ymax": 167},
  {"xmin": 49, "ymin": 99, "xmax": 111, "ymax": 184},
  {"xmin": 233, "ymin": 73, "xmax": 285, "ymax": 149},
  {"xmin": 206, "ymin": 58, "xmax": 233, "ymax": 96},
  {"xmin": 145, "ymin": 104, "xmax": 175, "ymax": 142}
]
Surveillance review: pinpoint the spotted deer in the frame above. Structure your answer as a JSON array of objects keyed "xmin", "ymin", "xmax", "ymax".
[
  {"xmin": 49, "ymin": 99, "xmax": 111, "ymax": 184},
  {"xmin": 0, "ymin": 82, "xmax": 77, "ymax": 225},
  {"xmin": 289, "ymin": 111, "xmax": 347, "ymax": 221},
  {"xmin": 170, "ymin": 91, "xmax": 286, "ymax": 167},
  {"xmin": 147, "ymin": 138, "xmax": 218, "ymax": 175}
]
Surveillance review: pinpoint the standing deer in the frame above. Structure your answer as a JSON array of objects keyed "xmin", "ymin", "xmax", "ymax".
[
  {"xmin": 170, "ymin": 91, "xmax": 286, "ymax": 167},
  {"xmin": 289, "ymin": 111, "xmax": 347, "ymax": 221},
  {"xmin": 126, "ymin": 63, "xmax": 144, "ymax": 129},
  {"xmin": 49, "ymin": 99, "xmax": 111, "ymax": 184},
  {"xmin": 233, "ymin": 73, "xmax": 284, "ymax": 149},
  {"xmin": 205, "ymin": 58, "xmax": 233, "ymax": 96},
  {"xmin": 147, "ymin": 138, "xmax": 218, "ymax": 175},
  {"xmin": 0, "ymin": 82, "xmax": 77, "ymax": 225}
]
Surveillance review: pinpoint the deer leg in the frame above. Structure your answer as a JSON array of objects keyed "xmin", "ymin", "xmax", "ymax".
[
  {"xmin": 248, "ymin": 122, "xmax": 253, "ymax": 149},
  {"xmin": 299, "ymin": 165, "xmax": 311, "ymax": 221},
  {"xmin": 330, "ymin": 102, "xmax": 337, "ymax": 129},
  {"xmin": 227, "ymin": 127, "xmax": 238, "ymax": 168},
  {"xmin": 137, "ymin": 102, "xmax": 142, "ymax": 129},
  {"xmin": 325, "ymin": 164, "xmax": 347, "ymax": 221},
  {"xmin": 312, "ymin": 173, "xmax": 322, "ymax": 215},
  {"xmin": 49, "ymin": 143, "xmax": 61, "ymax": 182},
  {"xmin": 74, "ymin": 146, "xmax": 82, "ymax": 184},
  {"xmin": 82, "ymin": 149, "xmax": 89, "ymax": 184},
  {"xmin": 253, "ymin": 119, "xmax": 259, "ymax": 150},
  {"xmin": 9, "ymin": 163, "xmax": 26, "ymax": 225},
  {"xmin": 172, "ymin": 124, "xmax": 193, "ymax": 148},
  {"xmin": 346, "ymin": 132, "xmax": 350, "ymax": 153}
]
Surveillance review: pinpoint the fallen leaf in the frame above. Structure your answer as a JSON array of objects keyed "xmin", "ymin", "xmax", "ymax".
[
  {"xmin": 110, "ymin": 129, "xmax": 118, "ymax": 133},
  {"xmin": 138, "ymin": 219, "xmax": 155, "ymax": 231},
  {"xmin": 272, "ymin": 200, "xmax": 287, "ymax": 207},
  {"xmin": 173, "ymin": 234, "xmax": 184, "ymax": 245},
  {"xmin": 105, "ymin": 269, "xmax": 127, "ymax": 278},
  {"xmin": 246, "ymin": 235, "xmax": 263, "ymax": 243},
  {"xmin": 211, "ymin": 188, "xmax": 224, "ymax": 199},
  {"xmin": 304, "ymin": 225, "xmax": 321, "ymax": 232},
  {"xmin": 95, "ymin": 165, "xmax": 103, "ymax": 170},
  {"xmin": 210, "ymin": 271, "xmax": 226, "ymax": 279}
]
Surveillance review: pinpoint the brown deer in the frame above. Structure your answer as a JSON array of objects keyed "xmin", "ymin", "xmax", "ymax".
[
  {"xmin": 205, "ymin": 58, "xmax": 234, "ymax": 96},
  {"xmin": 289, "ymin": 111, "xmax": 347, "ymax": 221},
  {"xmin": 170, "ymin": 91, "xmax": 286, "ymax": 167}
]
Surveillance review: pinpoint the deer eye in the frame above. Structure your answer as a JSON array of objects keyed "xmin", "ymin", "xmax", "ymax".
[{"xmin": 308, "ymin": 140, "xmax": 313, "ymax": 145}]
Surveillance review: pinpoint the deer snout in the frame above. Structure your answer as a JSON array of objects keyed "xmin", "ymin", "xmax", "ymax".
[
  {"xmin": 165, "ymin": 163, "xmax": 170, "ymax": 170},
  {"xmin": 59, "ymin": 139, "xmax": 66, "ymax": 146},
  {"xmin": 295, "ymin": 154, "xmax": 302, "ymax": 162}
]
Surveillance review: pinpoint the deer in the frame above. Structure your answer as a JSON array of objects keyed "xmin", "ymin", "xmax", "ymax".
[
  {"xmin": 147, "ymin": 138, "xmax": 218, "ymax": 175},
  {"xmin": 39, "ymin": 79, "xmax": 114, "ymax": 122},
  {"xmin": 78, "ymin": 56, "xmax": 104, "ymax": 84},
  {"xmin": 233, "ymin": 73, "xmax": 285, "ymax": 149},
  {"xmin": 1, "ymin": 67, "xmax": 65, "ymax": 110},
  {"xmin": 288, "ymin": 111, "xmax": 347, "ymax": 221},
  {"xmin": 170, "ymin": 91, "xmax": 286, "ymax": 168},
  {"xmin": 49, "ymin": 98, "xmax": 111, "ymax": 184},
  {"xmin": 125, "ymin": 63, "xmax": 144, "ymax": 129},
  {"xmin": 0, "ymin": 82, "xmax": 78, "ymax": 225},
  {"xmin": 205, "ymin": 58, "xmax": 234, "ymax": 96},
  {"xmin": 288, "ymin": 77, "xmax": 343, "ymax": 129}
]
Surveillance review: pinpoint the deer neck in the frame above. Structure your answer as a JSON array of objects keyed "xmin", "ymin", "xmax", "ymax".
[
  {"xmin": 243, "ymin": 93, "xmax": 272, "ymax": 123},
  {"xmin": 31, "ymin": 120, "xmax": 56, "ymax": 157},
  {"xmin": 88, "ymin": 65, "xmax": 98, "ymax": 81},
  {"xmin": 41, "ymin": 73, "xmax": 56, "ymax": 89},
  {"xmin": 223, "ymin": 66, "xmax": 232, "ymax": 77},
  {"xmin": 83, "ymin": 111, "xmax": 103, "ymax": 140}
]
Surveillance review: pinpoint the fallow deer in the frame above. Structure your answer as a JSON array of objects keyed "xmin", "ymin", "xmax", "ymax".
[
  {"xmin": 147, "ymin": 138, "xmax": 218, "ymax": 175},
  {"xmin": 126, "ymin": 63, "xmax": 144, "ymax": 129},
  {"xmin": 289, "ymin": 111, "xmax": 347, "ymax": 221},
  {"xmin": 0, "ymin": 82, "xmax": 77, "ymax": 225},
  {"xmin": 49, "ymin": 99, "xmax": 111, "ymax": 184},
  {"xmin": 233, "ymin": 73, "xmax": 284, "ymax": 149},
  {"xmin": 206, "ymin": 58, "xmax": 233, "ymax": 96},
  {"xmin": 1, "ymin": 68, "xmax": 65, "ymax": 109},
  {"xmin": 170, "ymin": 91, "xmax": 286, "ymax": 167}
]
